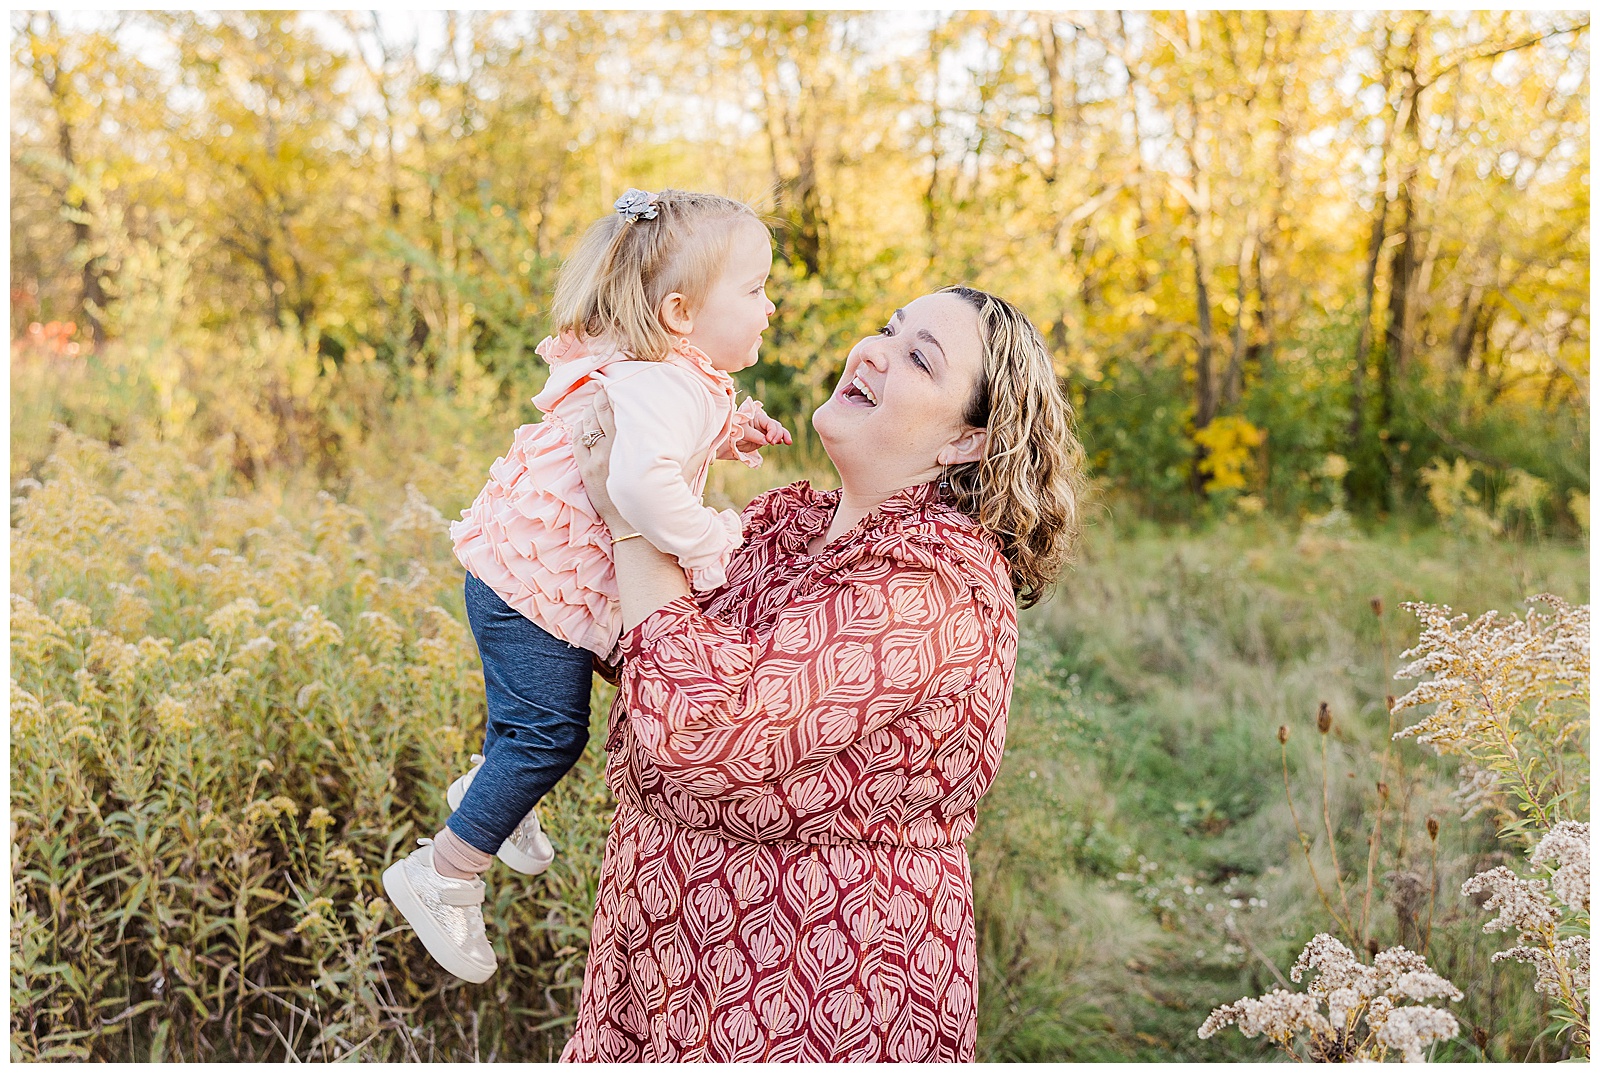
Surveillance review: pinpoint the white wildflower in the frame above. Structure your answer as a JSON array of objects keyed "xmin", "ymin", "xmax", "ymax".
[
  {"xmin": 1452, "ymin": 763, "xmax": 1500, "ymax": 820},
  {"xmin": 1326, "ymin": 986, "xmax": 1363, "ymax": 1026},
  {"xmin": 287, "ymin": 604, "xmax": 344, "ymax": 651},
  {"xmin": 234, "ymin": 635, "xmax": 278, "ymax": 664},
  {"xmin": 1491, "ymin": 946, "xmax": 1560, "ymax": 996},
  {"xmin": 205, "ymin": 597, "xmax": 262, "ymax": 637},
  {"xmin": 1392, "ymin": 596, "xmax": 1589, "ymax": 757},
  {"xmin": 1558, "ymin": 935, "xmax": 1590, "ymax": 994},
  {"xmin": 1374, "ymin": 1005, "xmax": 1460, "ymax": 1063},
  {"xmin": 1203, "ymin": 934, "xmax": 1461, "ymax": 1062},
  {"xmin": 1197, "ymin": 988, "xmax": 1330, "ymax": 1045},
  {"xmin": 1530, "ymin": 821, "xmax": 1589, "ymax": 913},
  {"xmin": 1374, "ymin": 946, "xmax": 1463, "ymax": 1003},
  {"xmin": 1291, "ymin": 933, "xmax": 1373, "ymax": 997},
  {"xmin": 386, "ymin": 484, "xmax": 445, "ymax": 538},
  {"xmin": 1460, "ymin": 867, "xmax": 1558, "ymax": 935}
]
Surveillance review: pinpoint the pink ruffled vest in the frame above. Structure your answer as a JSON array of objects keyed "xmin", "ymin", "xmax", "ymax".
[{"xmin": 450, "ymin": 333, "xmax": 760, "ymax": 659}]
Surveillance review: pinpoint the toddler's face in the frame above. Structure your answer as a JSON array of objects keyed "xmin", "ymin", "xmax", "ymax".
[{"xmin": 684, "ymin": 220, "xmax": 775, "ymax": 373}]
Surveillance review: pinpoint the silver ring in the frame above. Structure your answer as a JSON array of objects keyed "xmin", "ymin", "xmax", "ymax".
[{"xmin": 580, "ymin": 428, "xmax": 605, "ymax": 448}]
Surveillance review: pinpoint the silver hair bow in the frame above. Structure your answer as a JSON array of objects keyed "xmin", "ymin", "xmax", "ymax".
[{"xmin": 614, "ymin": 188, "xmax": 658, "ymax": 221}]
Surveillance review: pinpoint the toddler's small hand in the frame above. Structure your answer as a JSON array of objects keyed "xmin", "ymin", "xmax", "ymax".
[{"xmin": 743, "ymin": 411, "xmax": 793, "ymax": 448}]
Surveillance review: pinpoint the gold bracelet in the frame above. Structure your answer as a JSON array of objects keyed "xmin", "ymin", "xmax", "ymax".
[{"xmin": 611, "ymin": 530, "xmax": 644, "ymax": 545}]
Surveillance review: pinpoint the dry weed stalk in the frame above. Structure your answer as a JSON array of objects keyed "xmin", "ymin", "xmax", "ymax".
[
  {"xmin": 1199, "ymin": 933, "xmax": 1462, "ymax": 1061},
  {"xmin": 10, "ymin": 429, "xmax": 606, "ymax": 1060},
  {"xmin": 1391, "ymin": 595, "xmax": 1588, "ymax": 838},
  {"xmin": 1392, "ymin": 596, "xmax": 1590, "ymax": 1057},
  {"xmin": 1218, "ymin": 592, "xmax": 1590, "ymax": 1061}
]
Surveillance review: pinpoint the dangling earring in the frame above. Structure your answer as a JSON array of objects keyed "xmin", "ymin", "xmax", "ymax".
[{"xmin": 938, "ymin": 468, "xmax": 951, "ymax": 496}]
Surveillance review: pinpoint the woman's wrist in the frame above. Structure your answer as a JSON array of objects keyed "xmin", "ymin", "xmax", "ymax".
[{"xmin": 611, "ymin": 533, "xmax": 692, "ymax": 632}]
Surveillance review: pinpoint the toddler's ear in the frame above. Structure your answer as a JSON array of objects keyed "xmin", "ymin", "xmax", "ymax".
[{"xmin": 658, "ymin": 292, "xmax": 695, "ymax": 336}]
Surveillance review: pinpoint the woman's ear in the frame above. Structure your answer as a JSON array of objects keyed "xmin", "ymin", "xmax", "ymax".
[
  {"xmin": 658, "ymin": 292, "xmax": 695, "ymax": 336},
  {"xmin": 937, "ymin": 426, "xmax": 988, "ymax": 467}
]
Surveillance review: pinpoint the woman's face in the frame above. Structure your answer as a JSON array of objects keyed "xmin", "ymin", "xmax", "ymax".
[{"xmin": 812, "ymin": 292, "xmax": 986, "ymax": 487}]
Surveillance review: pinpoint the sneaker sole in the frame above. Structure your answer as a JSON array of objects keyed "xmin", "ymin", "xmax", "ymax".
[
  {"xmin": 381, "ymin": 859, "xmax": 496, "ymax": 983},
  {"xmin": 445, "ymin": 777, "xmax": 555, "ymax": 877}
]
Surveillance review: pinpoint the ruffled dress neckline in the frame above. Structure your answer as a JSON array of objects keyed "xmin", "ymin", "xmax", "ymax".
[{"xmin": 777, "ymin": 479, "xmax": 945, "ymax": 560}]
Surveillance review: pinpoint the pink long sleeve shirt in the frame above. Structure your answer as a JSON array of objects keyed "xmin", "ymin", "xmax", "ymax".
[{"xmin": 450, "ymin": 332, "xmax": 766, "ymax": 659}]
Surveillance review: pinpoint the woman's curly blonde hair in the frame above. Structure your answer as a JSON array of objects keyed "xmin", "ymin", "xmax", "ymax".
[{"xmin": 939, "ymin": 285, "xmax": 1088, "ymax": 609}]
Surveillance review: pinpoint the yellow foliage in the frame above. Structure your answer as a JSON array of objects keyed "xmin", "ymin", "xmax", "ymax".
[
  {"xmin": 1193, "ymin": 416, "xmax": 1266, "ymax": 494},
  {"xmin": 8, "ymin": 424, "xmax": 614, "ymax": 1061},
  {"xmin": 1420, "ymin": 457, "xmax": 1502, "ymax": 537}
]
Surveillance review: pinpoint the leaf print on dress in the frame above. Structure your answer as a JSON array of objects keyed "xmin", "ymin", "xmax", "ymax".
[{"xmin": 562, "ymin": 481, "xmax": 1017, "ymax": 1062}]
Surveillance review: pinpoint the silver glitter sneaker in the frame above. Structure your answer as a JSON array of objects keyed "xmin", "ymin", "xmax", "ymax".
[
  {"xmin": 381, "ymin": 839, "xmax": 496, "ymax": 982},
  {"xmin": 446, "ymin": 754, "xmax": 556, "ymax": 876}
]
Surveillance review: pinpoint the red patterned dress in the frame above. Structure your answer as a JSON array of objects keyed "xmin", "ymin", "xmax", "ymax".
[{"xmin": 561, "ymin": 479, "xmax": 1018, "ymax": 1062}]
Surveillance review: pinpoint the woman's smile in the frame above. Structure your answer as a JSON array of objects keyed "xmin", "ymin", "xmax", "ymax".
[{"xmin": 839, "ymin": 370, "xmax": 880, "ymax": 407}]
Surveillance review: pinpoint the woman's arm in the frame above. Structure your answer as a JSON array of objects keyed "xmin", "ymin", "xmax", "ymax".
[
  {"xmin": 577, "ymin": 389, "xmax": 1008, "ymax": 799},
  {"xmin": 572, "ymin": 391, "xmax": 693, "ymax": 632},
  {"xmin": 614, "ymin": 561, "xmax": 1001, "ymax": 800}
]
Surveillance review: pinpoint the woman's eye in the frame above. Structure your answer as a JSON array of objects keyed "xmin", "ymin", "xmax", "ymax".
[
  {"xmin": 876, "ymin": 324, "xmax": 893, "ymax": 336},
  {"xmin": 911, "ymin": 351, "xmax": 930, "ymax": 372}
]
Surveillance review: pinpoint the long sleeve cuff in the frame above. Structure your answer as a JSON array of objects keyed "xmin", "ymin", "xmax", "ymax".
[{"xmin": 680, "ymin": 507, "xmax": 744, "ymax": 591}]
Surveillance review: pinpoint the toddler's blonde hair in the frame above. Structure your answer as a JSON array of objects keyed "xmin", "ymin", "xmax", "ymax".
[{"xmin": 550, "ymin": 189, "xmax": 763, "ymax": 361}]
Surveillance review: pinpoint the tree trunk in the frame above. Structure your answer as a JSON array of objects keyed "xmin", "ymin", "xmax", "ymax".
[
  {"xmin": 1255, "ymin": 11, "xmax": 1305, "ymax": 370},
  {"xmin": 1041, "ymin": 19, "xmax": 1065, "ymax": 187},
  {"xmin": 922, "ymin": 20, "xmax": 945, "ymax": 267},
  {"xmin": 1192, "ymin": 238, "xmax": 1217, "ymax": 429},
  {"xmin": 1349, "ymin": 17, "xmax": 1396, "ymax": 450},
  {"xmin": 1450, "ymin": 281, "xmax": 1485, "ymax": 370},
  {"xmin": 1378, "ymin": 17, "xmax": 1423, "ymax": 453},
  {"xmin": 33, "ymin": 16, "xmax": 106, "ymax": 345},
  {"xmin": 1223, "ymin": 210, "xmax": 1258, "ymax": 408},
  {"xmin": 1117, "ymin": 12, "xmax": 1153, "ymax": 297},
  {"xmin": 1181, "ymin": 22, "xmax": 1217, "ymax": 432}
]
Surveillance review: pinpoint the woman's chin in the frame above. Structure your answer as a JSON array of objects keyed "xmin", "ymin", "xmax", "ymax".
[{"xmin": 811, "ymin": 398, "xmax": 848, "ymax": 441}]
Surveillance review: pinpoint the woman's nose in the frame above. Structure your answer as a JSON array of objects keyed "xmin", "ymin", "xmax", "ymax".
[{"xmin": 857, "ymin": 340, "xmax": 888, "ymax": 371}]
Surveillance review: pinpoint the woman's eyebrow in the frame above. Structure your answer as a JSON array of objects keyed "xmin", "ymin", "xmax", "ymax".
[{"xmin": 915, "ymin": 328, "xmax": 947, "ymax": 366}]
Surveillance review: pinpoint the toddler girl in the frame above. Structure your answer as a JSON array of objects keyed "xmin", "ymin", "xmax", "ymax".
[{"xmin": 383, "ymin": 189, "xmax": 790, "ymax": 982}]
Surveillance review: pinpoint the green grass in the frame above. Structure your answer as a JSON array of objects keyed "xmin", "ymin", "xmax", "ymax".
[
  {"xmin": 10, "ymin": 351, "xmax": 1589, "ymax": 1061},
  {"xmin": 973, "ymin": 513, "xmax": 1587, "ymax": 1060}
]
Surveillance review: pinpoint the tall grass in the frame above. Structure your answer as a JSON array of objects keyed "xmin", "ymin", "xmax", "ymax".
[
  {"xmin": 10, "ymin": 335, "xmax": 1588, "ymax": 1060},
  {"xmin": 976, "ymin": 514, "xmax": 1587, "ymax": 1060},
  {"xmin": 8, "ymin": 425, "xmax": 616, "ymax": 1060}
]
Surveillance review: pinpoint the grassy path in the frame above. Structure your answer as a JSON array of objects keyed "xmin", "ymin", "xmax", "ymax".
[{"xmin": 972, "ymin": 517, "xmax": 1587, "ymax": 1060}]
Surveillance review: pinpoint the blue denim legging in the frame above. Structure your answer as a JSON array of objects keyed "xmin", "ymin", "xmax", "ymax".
[{"xmin": 446, "ymin": 573, "xmax": 593, "ymax": 855}]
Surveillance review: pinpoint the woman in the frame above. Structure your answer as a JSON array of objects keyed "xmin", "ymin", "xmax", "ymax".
[{"xmin": 561, "ymin": 286, "xmax": 1085, "ymax": 1061}]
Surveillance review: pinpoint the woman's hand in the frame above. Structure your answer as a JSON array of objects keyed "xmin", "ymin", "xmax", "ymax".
[
  {"xmin": 572, "ymin": 388, "xmax": 693, "ymax": 631},
  {"xmin": 572, "ymin": 391, "xmax": 629, "ymax": 532}
]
